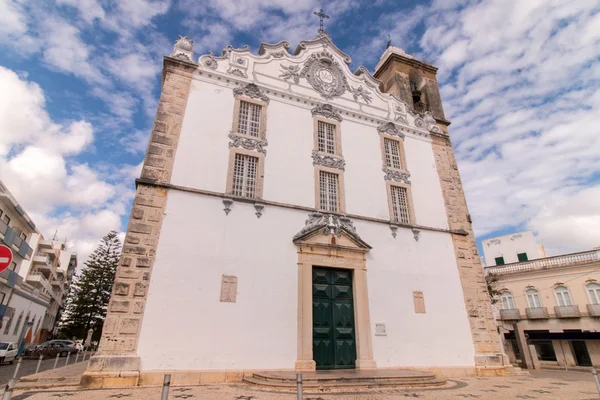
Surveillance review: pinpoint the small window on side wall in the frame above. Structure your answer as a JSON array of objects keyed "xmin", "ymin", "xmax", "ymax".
[
  {"xmin": 495, "ymin": 256, "xmax": 505, "ymax": 266},
  {"xmin": 517, "ymin": 252, "xmax": 528, "ymax": 262}
]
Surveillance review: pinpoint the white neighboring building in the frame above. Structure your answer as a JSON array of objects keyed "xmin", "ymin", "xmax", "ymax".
[
  {"xmin": 86, "ymin": 32, "xmax": 509, "ymax": 387},
  {"xmin": 482, "ymin": 231, "xmax": 547, "ymax": 267},
  {"xmin": 0, "ymin": 180, "xmax": 77, "ymax": 344}
]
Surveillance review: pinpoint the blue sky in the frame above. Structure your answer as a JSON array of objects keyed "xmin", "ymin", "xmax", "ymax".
[{"xmin": 0, "ymin": 0, "xmax": 599, "ymax": 263}]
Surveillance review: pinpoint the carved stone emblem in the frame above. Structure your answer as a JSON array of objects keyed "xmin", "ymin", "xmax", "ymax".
[
  {"xmin": 382, "ymin": 167, "xmax": 411, "ymax": 184},
  {"xmin": 279, "ymin": 64, "xmax": 301, "ymax": 84},
  {"xmin": 423, "ymin": 112, "xmax": 442, "ymax": 133},
  {"xmin": 349, "ymin": 86, "xmax": 372, "ymax": 104},
  {"xmin": 311, "ymin": 104, "xmax": 342, "ymax": 121},
  {"xmin": 294, "ymin": 212, "xmax": 359, "ymax": 240},
  {"xmin": 228, "ymin": 132, "xmax": 267, "ymax": 154},
  {"xmin": 312, "ymin": 151, "xmax": 345, "ymax": 170},
  {"xmin": 300, "ymin": 51, "xmax": 349, "ymax": 99},
  {"xmin": 377, "ymin": 122, "xmax": 404, "ymax": 139},
  {"xmin": 233, "ymin": 83, "xmax": 270, "ymax": 104}
]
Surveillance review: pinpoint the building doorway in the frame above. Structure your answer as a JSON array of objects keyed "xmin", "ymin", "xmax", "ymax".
[
  {"xmin": 571, "ymin": 341, "xmax": 592, "ymax": 366},
  {"xmin": 312, "ymin": 267, "xmax": 356, "ymax": 370}
]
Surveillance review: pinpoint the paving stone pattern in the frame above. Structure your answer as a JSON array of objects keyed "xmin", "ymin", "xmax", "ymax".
[{"xmin": 10, "ymin": 371, "xmax": 600, "ymax": 399}]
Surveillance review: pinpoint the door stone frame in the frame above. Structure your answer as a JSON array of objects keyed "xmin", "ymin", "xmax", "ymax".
[{"xmin": 294, "ymin": 239, "xmax": 376, "ymax": 371}]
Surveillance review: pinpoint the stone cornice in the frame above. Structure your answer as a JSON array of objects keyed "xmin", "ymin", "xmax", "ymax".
[{"xmin": 136, "ymin": 178, "xmax": 469, "ymax": 237}]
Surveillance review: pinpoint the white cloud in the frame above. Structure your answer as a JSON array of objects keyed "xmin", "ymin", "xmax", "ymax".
[
  {"xmin": 40, "ymin": 17, "xmax": 107, "ymax": 84},
  {"xmin": 413, "ymin": 0, "xmax": 600, "ymax": 255},
  {"xmin": 56, "ymin": 0, "xmax": 106, "ymax": 23},
  {"xmin": 0, "ymin": 66, "xmax": 137, "ymax": 265}
]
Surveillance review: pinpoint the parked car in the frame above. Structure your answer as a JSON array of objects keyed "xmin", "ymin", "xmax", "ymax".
[
  {"xmin": 35, "ymin": 340, "xmax": 77, "ymax": 351},
  {"xmin": 38, "ymin": 342, "xmax": 78, "ymax": 358},
  {"xmin": 0, "ymin": 342, "xmax": 18, "ymax": 364}
]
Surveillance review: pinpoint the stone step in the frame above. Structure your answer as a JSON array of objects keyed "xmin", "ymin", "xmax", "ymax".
[
  {"xmin": 243, "ymin": 376, "xmax": 447, "ymax": 389},
  {"xmin": 244, "ymin": 369, "xmax": 447, "ymax": 390}
]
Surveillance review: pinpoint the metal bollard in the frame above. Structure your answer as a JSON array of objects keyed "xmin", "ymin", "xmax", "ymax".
[
  {"xmin": 75, "ymin": 352, "xmax": 80, "ymax": 364},
  {"xmin": 53, "ymin": 353, "xmax": 59, "ymax": 369},
  {"xmin": 161, "ymin": 374, "xmax": 171, "ymax": 400},
  {"xmin": 296, "ymin": 373, "xmax": 303, "ymax": 400},
  {"xmin": 65, "ymin": 352, "xmax": 70, "ymax": 367},
  {"xmin": 2, "ymin": 378, "xmax": 16, "ymax": 400},
  {"xmin": 35, "ymin": 354, "xmax": 43, "ymax": 374},
  {"xmin": 591, "ymin": 367, "xmax": 600, "ymax": 395},
  {"xmin": 11, "ymin": 358, "xmax": 22, "ymax": 380}
]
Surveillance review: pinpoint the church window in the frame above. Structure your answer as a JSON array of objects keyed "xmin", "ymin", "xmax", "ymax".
[
  {"xmin": 238, "ymin": 101, "xmax": 262, "ymax": 137},
  {"xmin": 232, "ymin": 154, "xmax": 258, "ymax": 198},
  {"xmin": 384, "ymin": 138, "xmax": 402, "ymax": 169},
  {"xmin": 517, "ymin": 252, "xmax": 528, "ymax": 262},
  {"xmin": 494, "ymin": 256, "xmax": 505, "ymax": 266},
  {"xmin": 390, "ymin": 185, "xmax": 410, "ymax": 224},
  {"xmin": 319, "ymin": 171, "xmax": 339, "ymax": 212},
  {"xmin": 317, "ymin": 121, "xmax": 336, "ymax": 154}
]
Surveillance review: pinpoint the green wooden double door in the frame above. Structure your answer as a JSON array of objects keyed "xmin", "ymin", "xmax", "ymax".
[{"xmin": 312, "ymin": 267, "xmax": 357, "ymax": 370}]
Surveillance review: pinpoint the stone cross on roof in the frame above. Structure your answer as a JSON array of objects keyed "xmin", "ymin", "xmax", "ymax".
[{"xmin": 313, "ymin": 8, "xmax": 330, "ymax": 34}]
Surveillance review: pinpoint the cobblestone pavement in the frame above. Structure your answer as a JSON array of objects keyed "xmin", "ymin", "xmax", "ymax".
[{"xmin": 8, "ymin": 370, "xmax": 600, "ymax": 399}]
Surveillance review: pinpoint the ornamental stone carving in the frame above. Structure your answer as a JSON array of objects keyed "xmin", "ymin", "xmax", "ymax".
[
  {"xmin": 227, "ymin": 67, "xmax": 248, "ymax": 78},
  {"xmin": 300, "ymin": 51, "xmax": 349, "ymax": 99},
  {"xmin": 279, "ymin": 64, "xmax": 301, "ymax": 84},
  {"xmin": 423, "ymin": 112, "xmax": 442, "ymax": 133},
  {"xmin": 377, "ymin": 122, "xmax": 404, "ymax": 139},
  {"xmin": 382, "ymin": 167, "xmax": 411, "ymax": 184},
  {"xmin": 414, "ymin": 117, "xmax": 426, "ymax": 129},
  {"xmin": 170, "ymin": 36, "xmax": 194, "ymax": 63},
  {"xmin": 311, "ymin": 104, "xmax": 342, "ymax": 121},
  {"xmin": 312, "ymin": 151, "xmax": 345, "ymax": 170},
  {"xmin": 228, "ymin": 132, "xmax": 268, "ymax": 154},
  {"xmin": 349, "ymin": 86, "xmax": 372, "ymax": 104},
  {"xmin": 203, "ymin": 53, "xmax": 218, "ymax": 70},
  {"xmin": 294, "ymin": 212, "xmax": 360, "ymax": 240},
  {"xmin": 233, "ymin": 83, "xmax": 270, "ymax": 104}
]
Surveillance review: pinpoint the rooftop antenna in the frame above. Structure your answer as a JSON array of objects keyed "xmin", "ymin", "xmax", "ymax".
[
  {"xmin": 51, "ymin": 230, "xmax": 58, "ymax": 240},
  {"xmin": 313, "ymin": 8, "xmax": 330, "ymax": 34},
  {"xmin": 386, "ymin": 34, "xmax": 392, "ymax": 49}
]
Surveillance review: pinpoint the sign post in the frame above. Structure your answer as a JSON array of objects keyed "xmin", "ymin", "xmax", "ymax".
[{"xmin": 0, "ymin": 245, "xmax": 13, "ymax": 273}]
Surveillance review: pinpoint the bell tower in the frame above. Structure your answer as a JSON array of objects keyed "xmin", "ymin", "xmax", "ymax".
[{"xmin": 375, "ymin": 47, "xmax": 510, "ymax": 374}]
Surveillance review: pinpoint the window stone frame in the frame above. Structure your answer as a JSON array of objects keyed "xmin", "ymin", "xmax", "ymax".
[
  {"xmin": 314, "ymin": 166, "xmax": 346, "ymax": 213},
  {"xmin": 231, "ymin": 95, "xmax": 269, "ymax": 141},
  {"xmin": 225, "ymin": 148, "xmax": 266, "ymax": 200},
  {"xmin": 313, "ymin": 116, "xmax": 343, "ymax": 159},
  {"xmin": 386, "ymin": 181, "xmax": 416, "ymax": 225},
  {"xmin": 379, "ymin": 132, "xmax": 407, "ymax": 171}
]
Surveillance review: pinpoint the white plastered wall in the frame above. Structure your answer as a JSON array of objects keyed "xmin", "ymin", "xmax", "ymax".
[
  {"xmin": 170, "ymin": 79, "xmax": 449, "ymax": 230},
  {"xmin": 137, "ymin": 191, "xmax": 475, "ymax": 370}
]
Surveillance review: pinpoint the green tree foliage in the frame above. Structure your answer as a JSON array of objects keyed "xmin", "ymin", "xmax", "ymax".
[{"xmin": 60, "ymin": 231, "xmax": 121, "ymax": 343}]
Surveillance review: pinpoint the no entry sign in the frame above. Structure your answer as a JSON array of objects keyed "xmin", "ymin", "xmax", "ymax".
[{"xmin": 0, "ymin": 244, "xmax": 13, "ymax": 273}]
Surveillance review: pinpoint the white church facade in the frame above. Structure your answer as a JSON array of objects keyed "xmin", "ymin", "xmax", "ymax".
[{"xmin": 84, "ymin": 31, "xmax": 509, "ymax": 386}]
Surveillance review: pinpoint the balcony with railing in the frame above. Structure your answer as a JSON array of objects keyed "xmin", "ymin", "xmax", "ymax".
[
  {"xmin": 26, "ymin": 273, "xmax": 53, "ymax": 296},
  {"xmin": 555, "ymin": 305, "xmax": 581, "ymax": 318},
  {"xmin": 499, "ymin": 308, "xmax": 522, "ymax": 320},
  {"xmin": 587, "ymin": 304, "xmax": 600, "ymax": 317},
  {"xmin": 486, "ymin": 250, "xmax": 600, "ymax": 276},
  {"xmin": 526, "ymin": 307, "xmax": 550, "ymax": 319}
]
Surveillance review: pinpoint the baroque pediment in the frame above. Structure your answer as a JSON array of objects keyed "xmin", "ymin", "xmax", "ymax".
[
  {"xmin": 293, "ymin": 212, "xmax": 371, "ymax": 250},
  {"xmin": 195, "ymin": 33, "xmax": 429, "ymax": 136}
]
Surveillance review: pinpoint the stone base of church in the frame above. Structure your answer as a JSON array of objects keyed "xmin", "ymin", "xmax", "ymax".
[
  {"xmin": 81, "ymin": 364, "xmax": 517, "ymax": 388},
  {"xmin": 81, "ymin": 355, "xmax": 141, "ymax": 388}
]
